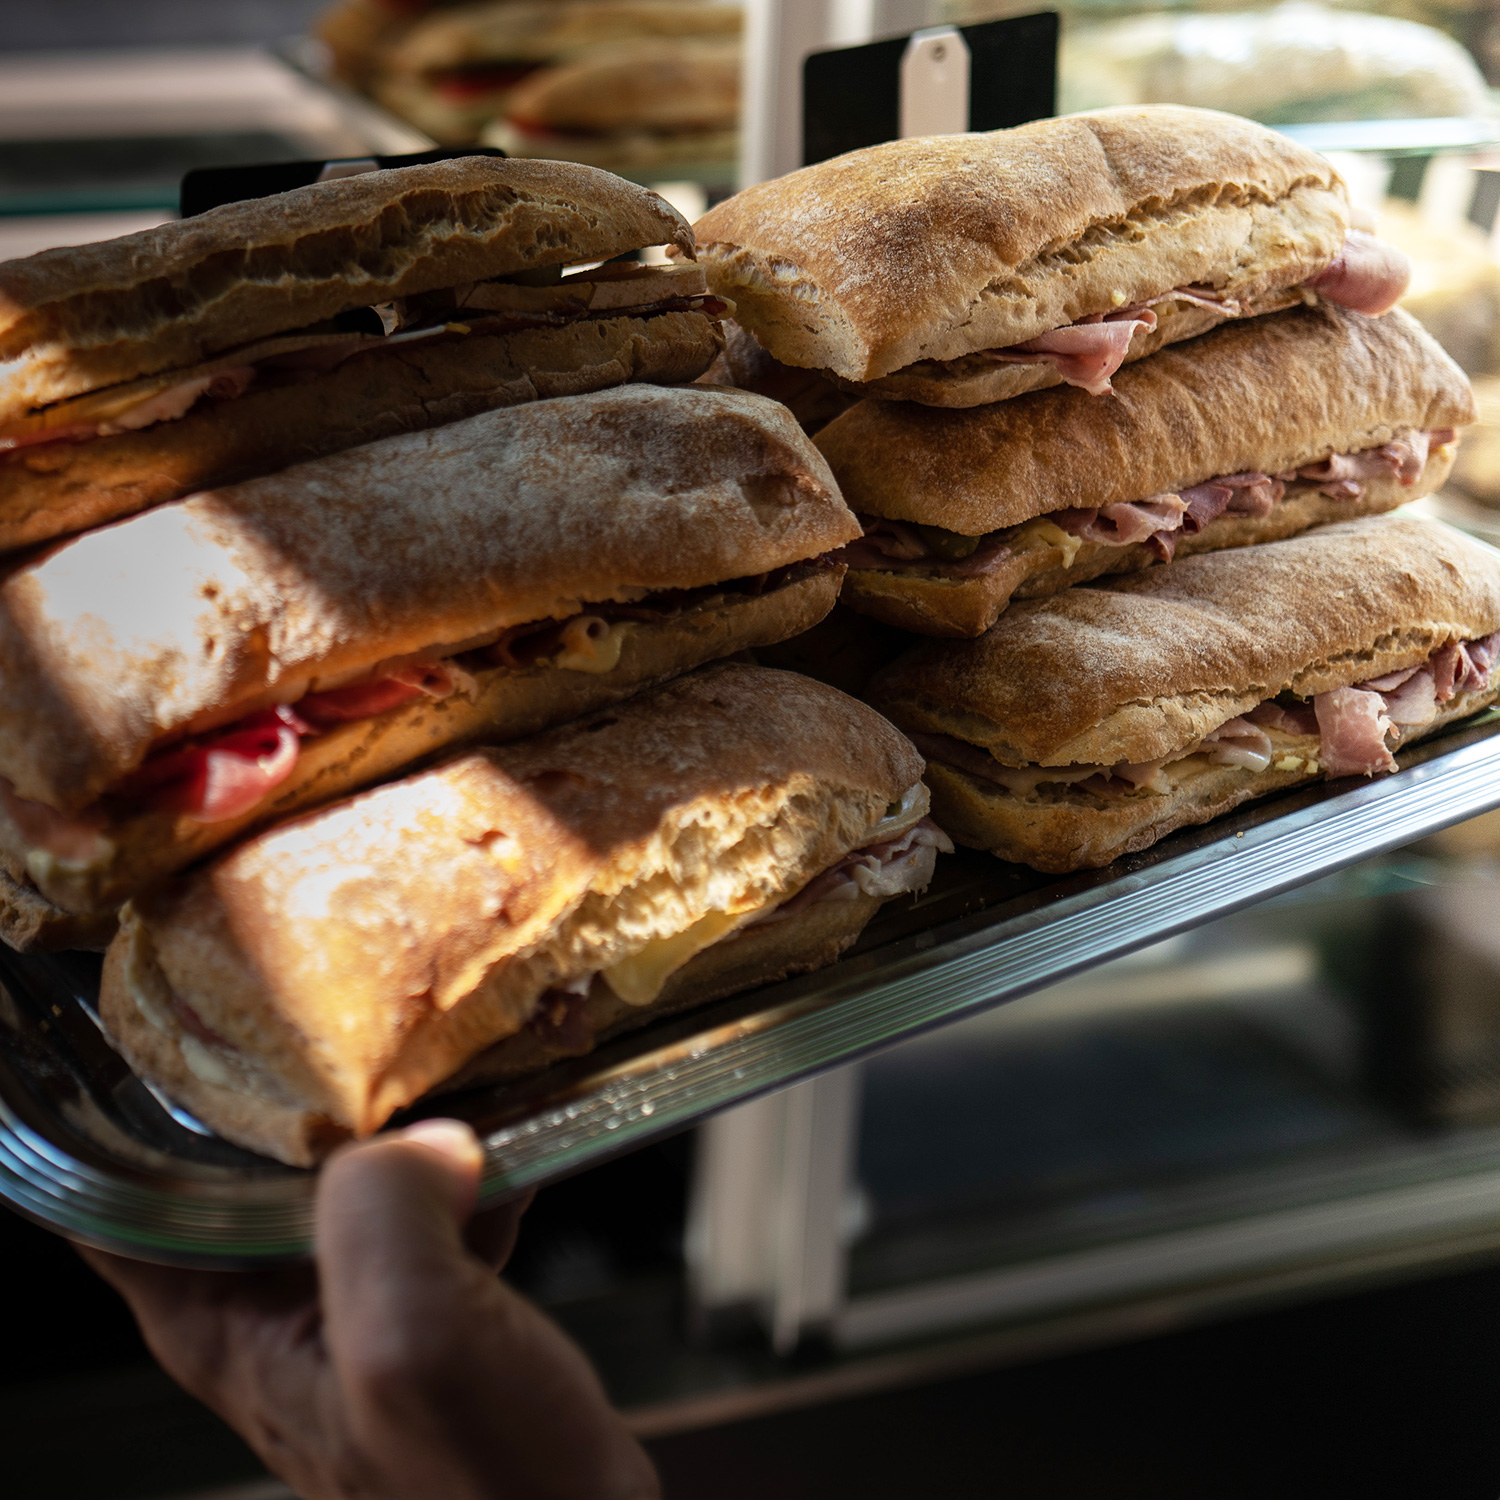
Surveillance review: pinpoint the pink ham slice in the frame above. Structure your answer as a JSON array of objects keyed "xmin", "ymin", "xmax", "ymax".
[
  {"xmin": 990, "ymin": 311, "xmax": 1156, "ymax": 396},
  {"xmin": 1306, "ymin": 230, "xmax": 1412, "ymax": 316},
  {"xmin": 1051, "ymin": 495, "xmax": 1188, "ymax": 560},
  {"xmin": 296, "ymin": 675, "xmax": 427, "ymax": 729},
  {"xmin": 1249, "ymin": 701, "xmax": 1321, "ymax": 737},
  {"xmin": 1314, "ymin": 687, "xmax": 1396, "ymax": 777},
  {"xmin": 116, "ymin": 706, "xmax": 305, "ymax": 823}
]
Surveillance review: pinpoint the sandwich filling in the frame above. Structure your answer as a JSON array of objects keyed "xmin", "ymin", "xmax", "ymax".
[
  {"xmin": 911, "ymin": 630, "xmax": 1500, "ymax": 805},
  {"xmin": 0, "ymin": 561, "xmax": 835, "ymax": 859},
  {"xmin": 868, "ymin": 231, "xmax": 1408, "ymax": 396},
  {"xmin": 0, "ymin": 261, "xmax": 727, "ymax": 452},
  {"xmin": 123, "ymin": 785, "xmax": 950, "ymax": 1096},
  {"xmin": 838, "ymin": 429, "xmax": 1452, "ymax": 580}
]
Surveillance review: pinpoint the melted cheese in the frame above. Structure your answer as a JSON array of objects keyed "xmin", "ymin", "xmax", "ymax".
[
  {"xmin": 1009, "ymin": 517, "xmax": 1083, "ymax": 568},
  {"xmin": 552, "ymin": 617, "xmax": 631, "ymax": 674},
  {"xmin": 601, "ymin": 909, "xmax": 750, "ymax": 1007}
]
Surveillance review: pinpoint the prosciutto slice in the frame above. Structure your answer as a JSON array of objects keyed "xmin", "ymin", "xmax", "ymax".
[
  {"xmin": 1248, "ymin": 700, "xmax": 1320, "ymax": 737},
  {"xmin": 115, "ymin": 706, "xmax": 306, "ymax": 823},
  {"xmin": 1050, "ymin": 495, "xmax": 1188, "ymax": 560},
  {"xmin": 1199, "ymin": 718, "xmax": 1274, "ymax": 772},
  {"xmin": 1306, "ymin": 230, "xmax": 1412, "ymax": 316}
]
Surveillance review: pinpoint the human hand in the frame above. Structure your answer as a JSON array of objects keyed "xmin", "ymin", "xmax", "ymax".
[{"xmin": 78, "ymin": 1121, "xmax": 660, "ymax": 1500}]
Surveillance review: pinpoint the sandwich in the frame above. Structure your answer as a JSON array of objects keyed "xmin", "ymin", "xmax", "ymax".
[
  {"xmin": 99, "ymin": 663, "xmax": 949, "ymax": 1166},
  {"xmin": 0, "ymin": 383, "xmax": 857, "ymax": 933},
  {"xmin": 690, "ymin": 105, "xmax": 1410, "ymax": 408},
  {"xmin": 0, "ymin": 155, "xmax": 728, "ymax": 552},
  {"xmin": 316, "ymin": 0, "xmax": 462, "ymax": 88},
  {"xmin": 867, "ymin": 516, "xmax": 1500, "ymax": 874},
  {"xmin": 819, "ymin": 304, "xmax": 1473, "ymax": 638},
  {"xmin": 376, "ymin": 0, "xmax": 742, "ymax": 145},
  {"xmin": 481, "ymin": 38, "xmax": 740, "ymax": 171}
]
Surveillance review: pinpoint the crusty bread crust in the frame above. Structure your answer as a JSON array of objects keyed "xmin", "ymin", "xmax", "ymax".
[
  {"xmin": 99, "ymin": 665, "xmax": 922, "ymax": 1155},
  {"xmin": 924, "ymin": 685, "xmax": 1500, "ymax": 873},
  {"xmin": 102, "ymin": 886, "xmax": 877, "ymax": 1166},
  {"xmin": 0, "ymin": 156, "xmax": 696, "ymax": 417},
  {"xmin": 0, "ymin": 385, "xmax": 857, "ymax": 811},
  {"xmin": 0, "ymin": 308, "xmax": 724, "ymax": 552},
  {"xmin": 867, "ymin": 516, "xmax": 1500, "ymax": 768},
  {"xmin": 817, "ymin": 306, "xmax": 1474, "ymax": 536},
  {"xmin": 840, "ymin": 452, "xmax": 1456, "ymax": 638},
  {"xmin": 692, "ymin": 106, "xmax": 1347, "ymax": 381},
  {"xmin": 0, "ymin": 864, "xmax": 115, "ymax": 953},
  {"xmin": 9, "ymin": 569, "xmax": 841, "ymax": 914}
]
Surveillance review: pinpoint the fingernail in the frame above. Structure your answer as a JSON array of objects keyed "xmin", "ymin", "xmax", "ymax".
[{"xmin": 398, "ymin": 1118, "xmax": 484, "ymax": 1172}]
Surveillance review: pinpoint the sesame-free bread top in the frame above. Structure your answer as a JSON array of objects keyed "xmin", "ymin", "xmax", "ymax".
[
  {"xmin": 817, "ymin": 305, "xmax": 1475, "ymax": 533},
  {"xmin": 0, "ymin": 155, "xmax": 695, "ymax": 420},
  {"xmin": 0, "ymin": 384, "xmax": 858, "ymax": 811},
  {"xmin": 693, "ymin": 105, "xmax": 1348, "ymax": 382},
  {"xmin": 108, "ymin": 664, "xmax": 922, "ymax": 1141},
  {"xmin": 868, "ymin": 516, "xmax": 1500, "ymax": 768}
]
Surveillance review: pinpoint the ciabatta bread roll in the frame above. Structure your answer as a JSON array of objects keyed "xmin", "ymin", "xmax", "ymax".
[
  {"xmin": 821, "ymin": 305, "xmax": 1474, "ymax": 636},
  {"xmin": 100, "ymin": 665, "xmax": 946, "ymax": 1166},
  {"xmin": 694, "ymin": 106, "xmax": 1408, "ymax": 408},
  {"xmin": 869, "ymin": 517, "xmax": 1500, "ymax": 871}
]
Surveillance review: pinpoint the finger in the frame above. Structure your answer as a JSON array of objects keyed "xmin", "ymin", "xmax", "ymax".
[
  {"xmin": 316, "ymin": 1120, "xmax": 488, "ymax": 1357},
  {"xmin": 464, "ymin": 1185, "xmax": 536, "ymax": 1271}
]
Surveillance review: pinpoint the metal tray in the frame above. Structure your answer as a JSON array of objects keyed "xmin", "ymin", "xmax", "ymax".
[{"xmin": 4, "ymin": 710, "xmax": 1500, "ymax": 1266}]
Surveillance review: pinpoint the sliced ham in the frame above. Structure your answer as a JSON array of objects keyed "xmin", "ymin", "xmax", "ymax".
[
  {"xmin": 1306, "ymin": 229, "xmax": 1412, "ymax": 316},
  {"xmin": 752, "ymin": 818, "xmax": 953, "ymax": 924},
  {"xmin": 1380, "ymin": 668, "xmax": 1438, "ymax": 727},
  {"xmin": 992, "ymin": 310, "xmax": 1156, "ymax": 395},
  {"xmin": 297, "ymin": 676, "xmax": 426, "ymax": 728},
  {"xmin": 1051, "ymin": 495, "xmax": 1188, "ymax": 551},
  {"xmin": 1248, "ymin": 700, "xmax": 1321, "ymax": 737},
  {"xmin": 1314, "ymin": 687, "xmax": 1396, "ymax": 777}
]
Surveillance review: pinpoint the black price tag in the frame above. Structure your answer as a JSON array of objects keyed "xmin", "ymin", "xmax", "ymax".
[
  {"xmin": 802, "ymin": 12, "xmax": 1058, "ymax": 169},
  {"xmin": 179, "ymin": 146, "xmax": 506, "ymax": 218}
]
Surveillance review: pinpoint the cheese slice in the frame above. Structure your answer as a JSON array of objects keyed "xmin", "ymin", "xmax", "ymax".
[{"xmin": 601, "ymin": 908, "xmax": 750, "ymax": 1007}]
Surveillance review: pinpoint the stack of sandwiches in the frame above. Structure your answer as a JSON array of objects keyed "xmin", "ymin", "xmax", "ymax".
[
  {"xmin": 692, "ymin": 104, "xmax": 1498, "ymax": 870},
  {"xmin": 15, "ymin": 103, "xmax": 1500, "ymax": 1170},
  {"xmin": 0, "ymin": 154, "xmax": 946, "ymax": 1163}
]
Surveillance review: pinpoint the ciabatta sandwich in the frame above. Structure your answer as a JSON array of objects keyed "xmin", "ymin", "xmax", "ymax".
[
  {"xmin": 100, "ymin": 664, "xmax": 948, "ymax": 1166},
  {"xmin": 482, "ymin": 38, "xmax": 740, "ymax": 171},
  {"xmin": 821, "ymin": 305, "xmax": 1472, "ymax": 637},
  {"xmin": 868, "ymin": 517, "xmax": 1500, "ymax": 873},
  {"xmin": 0, "ymin": 155, "xmax": 727, "ymax": 551},
  {"xmin": 692, "ymin": 106, "xmax": 1409, "ymax": 408},
  {"xmin": 377, "ymin": 0, "xmax": 741, "ymax": 145},
  {"xmin": 0, "ymin": 385, "xmax": 856, "ymax": 929}
]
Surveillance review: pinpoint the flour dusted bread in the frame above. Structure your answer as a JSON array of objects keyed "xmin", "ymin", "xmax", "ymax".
[
  {"xmin": 693, "ymin": 106, "xmax": 1351, "ymax": 392},
  {"xmin": 869, "ymin": 517, "xmax": 1500, "ymax": 871},
  {"xmin": 823, "ymin": 305, "xmax": 1474, "ymax": 636},
  {"xmin": 99, "ymin": 665, "xmax": 929, "ymax": 1165},
  {"xmin": 0, "ymin": 155, "xmax": 694, "ymax": 417}
]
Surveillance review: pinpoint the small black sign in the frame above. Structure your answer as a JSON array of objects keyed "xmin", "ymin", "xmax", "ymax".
[{"xmin": 802, "ymin": 12, "xmax": 1058, "ymax": 169}]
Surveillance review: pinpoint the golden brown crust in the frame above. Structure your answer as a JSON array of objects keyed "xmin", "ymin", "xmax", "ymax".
[
  {"xmin": 867, "ymin": 516, "xmax": 1500, "ymax": 768},
  {"xmin": 0, "ymin": 385, "xmax": 857, "ymax": 811},
  {"xmin": 923, "ymin": 685, "xmax": 1500, "ymax": 873},
  {"xmin": 0, "ymin": 864, "xmax": 115, "ymax": 953},
  {"xmin": 0, "ymin": 309, "xmax": 724, "ymax": 552},
  {"xmin": 693, "ymin": 106, "xmax": 1347, "ymax": 381},
  {"xmin": 100, "ymin": 664, "xmax": 922, "ymax": 1153},
  {"xmin": 839, "ymin": 451, "xmax": 1457, "ymax": 638},
  {"xmin": 816, "ymin": 306, "xmax": 1475, "ymax": 535},
  {"xmin": 0, "ymin": 156, "xmax": 696, "ymax": 417},
  {"xmin": 10, "ymin": 569, "xmax": 842, "ymax": 913}
]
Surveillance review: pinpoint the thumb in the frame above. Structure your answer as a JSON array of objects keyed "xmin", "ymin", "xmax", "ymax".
[{"xmin": 316, "ymin": 1120, "xmax": 490, "ymax": 1356}]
